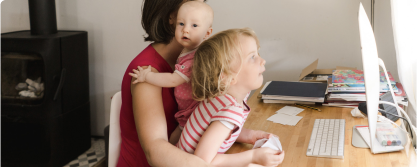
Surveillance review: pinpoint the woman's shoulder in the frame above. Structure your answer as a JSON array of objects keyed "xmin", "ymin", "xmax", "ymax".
[{"xmin": 128, "ymin": 44, "xmax": 171, "ymax": 73}]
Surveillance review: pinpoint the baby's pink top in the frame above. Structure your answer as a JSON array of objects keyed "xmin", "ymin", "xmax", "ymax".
[{"xmin": 174, "ymin": 49, "xmax": 200, "ymax": 127}]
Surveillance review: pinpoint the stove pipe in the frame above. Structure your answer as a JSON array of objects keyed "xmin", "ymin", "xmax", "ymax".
[{"xmin": 28, "ymin": 0, "xmax": 58, "ymax": 35}]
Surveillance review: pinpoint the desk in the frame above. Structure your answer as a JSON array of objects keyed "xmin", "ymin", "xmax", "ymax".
[{"xmin": 226, "ymin": 87, "xmax": 417, "ymax": 167}]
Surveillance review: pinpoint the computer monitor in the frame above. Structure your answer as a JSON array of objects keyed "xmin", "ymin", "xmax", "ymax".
[
  {"xmin": 358, "ymin": 3, "xmax": 404, "ymax": 154},
  {"xmin": 391, "ymin": 0, "xmax": 417, "ymax": 149}
]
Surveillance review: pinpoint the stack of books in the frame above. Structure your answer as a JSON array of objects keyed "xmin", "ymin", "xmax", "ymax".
[
  {"xmin": 261, "ymin": 81, "xmax": 328, "ymax": 104},
  {"xmin": 324, "ymin": 70, "xmax": 407, "ymax": 108}
]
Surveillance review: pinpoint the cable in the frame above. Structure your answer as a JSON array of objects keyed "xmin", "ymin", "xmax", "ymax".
[
  {"xmin": 378, "ymin": 101, "xmax": 415, "ymax": 131},
  {"xmin": 378, "ymin": 109, "xmax": 412, "ymax": 139},
  {"xmin": 378, "ymin": 109, "xmax": 413, "ymax": 140}
]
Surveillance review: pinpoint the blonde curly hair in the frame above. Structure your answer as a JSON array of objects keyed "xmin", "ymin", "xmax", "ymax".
[{"xmin": 192, "ymin": 28, "xmax": 260, "ymax": 101}]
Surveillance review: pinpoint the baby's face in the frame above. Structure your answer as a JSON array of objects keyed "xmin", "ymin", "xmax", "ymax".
[{"xmin": 175, "ymin": 3, "xmax": 212, "ymax": 51}]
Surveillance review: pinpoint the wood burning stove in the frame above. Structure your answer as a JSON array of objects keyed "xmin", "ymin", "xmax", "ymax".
[{"xmin": 1, "ymin": 0, "xmax": 91, "ymax": 166}]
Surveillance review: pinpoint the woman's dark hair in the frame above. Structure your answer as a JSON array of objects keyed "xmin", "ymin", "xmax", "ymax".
[{"xmin": 141, "ymin": 0, "xmax": 206, "ymax": 44}]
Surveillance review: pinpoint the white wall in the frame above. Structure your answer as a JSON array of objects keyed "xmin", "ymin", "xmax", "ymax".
[
  {"xmin": 373, "ymin": 0, "xmax": 397, "ymax": 80},
  {"xmin": 2, "ymin": 0, "xmax": 395, "ymax": 136},
  {"xmin": 209, "ymin": 0, "xmax": 372, "ymax": 82}
]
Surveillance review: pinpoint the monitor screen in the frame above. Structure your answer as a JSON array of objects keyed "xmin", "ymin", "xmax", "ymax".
[{"xmin": 358, "ymin": 3, "xmax": 381, "ymax": 154}]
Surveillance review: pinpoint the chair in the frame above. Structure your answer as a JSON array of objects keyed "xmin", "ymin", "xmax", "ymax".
[{"xmin": 108, "ymin": 91, "xmax": 122, "ymax": 167}]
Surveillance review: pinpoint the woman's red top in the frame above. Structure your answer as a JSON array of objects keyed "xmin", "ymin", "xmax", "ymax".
[{"xmin": 117, "ymin": 44, "xmax": 178, "ymax": 167}]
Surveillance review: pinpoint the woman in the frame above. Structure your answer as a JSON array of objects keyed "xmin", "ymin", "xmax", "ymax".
[
  {"xmin": 118, "ymin": 0, "xmax": 284, "ymax": 166},
  {"xmin": 118, "ymin": 0, "xmax": 210, "ymax": 166}
]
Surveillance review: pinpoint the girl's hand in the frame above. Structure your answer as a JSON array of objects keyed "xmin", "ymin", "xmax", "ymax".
[
  {"xmin": 129, "ymin": 65, "xmax": 152, "ymax": 84},
  {"xmin": 252, "ymin": 148, "xmax": 285, "ymax": 167},
  {"xmin": 241, "ymin": 129, "xmax": 277, "ymax": 145}
]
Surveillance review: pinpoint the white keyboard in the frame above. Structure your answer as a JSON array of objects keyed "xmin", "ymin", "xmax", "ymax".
[{"xmin": 306, "ymin": 119, "xmax": 345, "ymax": 159}]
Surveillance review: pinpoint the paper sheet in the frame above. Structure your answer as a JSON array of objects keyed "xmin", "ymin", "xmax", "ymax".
[
  {"xmin": 275, "ymin": 106, "xmax": 304, "ymax": 116},
  {"xmin": 252, "ymin": 136, "xmax": 282, "ymax": 151},
  {"xmin": 266, "ymin": 106, "xmax": 304, "ymax": 126},
  {"xmin": 316, "ymin": 75, "xmax": 328, "ymax": 80},
  {"xmin": 267, "ymin": 113, "xmax": 303, "ymax": 126}
]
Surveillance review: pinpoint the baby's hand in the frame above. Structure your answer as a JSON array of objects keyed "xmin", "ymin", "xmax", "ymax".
[
  {"xmin": 129, "ymin": 65, "xmax": 152, "ymax": 84},
  {"xmin": 252, "ymin": 148, "xmax": 285, "ymax": 167}
]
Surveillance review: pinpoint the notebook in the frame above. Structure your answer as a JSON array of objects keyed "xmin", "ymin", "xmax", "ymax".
[
  {"xmin": 261, "ymin": 81, "xmax": 328, "ymax": 102},
  {"xmin": 263, "ymin": 99, "xmax": 315, "ymax": 104}
]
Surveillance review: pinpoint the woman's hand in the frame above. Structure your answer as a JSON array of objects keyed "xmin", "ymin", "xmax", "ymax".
[
  {"xmin": 129, "ymin": 65, "xmax": 152, "ymax": 84},
  {"xmin": 238, "ymin": 128, "xmax": 277, "ymax": 145},
  {"xmin": 252, "ymin": 147, "xmax": 285, "ymax": 167}
]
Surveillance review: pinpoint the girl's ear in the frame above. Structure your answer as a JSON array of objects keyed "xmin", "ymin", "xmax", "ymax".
[
  {"xmin": 204, "ymin": 27, "xmax": 213, "ymax": 40},
  {"xmin": 229, "ymin": 77, "xmax": 238, "ymax": 85},
  {"xmin": 220, "ymin": 73, "xmax": 235, "ymax": 85}
]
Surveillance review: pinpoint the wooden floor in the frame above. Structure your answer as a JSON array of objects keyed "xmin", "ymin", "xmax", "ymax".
[{"xmin": 93, "ymin": 157, "xmax": 107, "ymax": 167}]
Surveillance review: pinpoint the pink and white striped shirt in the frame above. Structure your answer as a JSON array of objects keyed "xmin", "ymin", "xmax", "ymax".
[{"xmin": 176, "ymin": 94, "xmax": 251, "ymax": 154}]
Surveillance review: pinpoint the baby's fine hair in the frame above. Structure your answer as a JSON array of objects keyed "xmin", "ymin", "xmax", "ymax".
[{"xmin": 192, "ymin": 28, "xmax": 260, "ymax": 101}]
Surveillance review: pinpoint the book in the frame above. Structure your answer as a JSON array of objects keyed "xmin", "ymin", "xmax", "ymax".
[
  {"xmin": 261, "ymin": 81, "xmax": 328, "ymax": 102},
  {"xmin": 327, "ymin": 78, "xmax": 398, "ymax": 93},
  {"xmin": 325, "ymin": 102, "xmax": 359, "ymax": 106},
  {"xmin": 332, "ymin": 70, "xmax": 396, "ymax": 86},
  {"xmin": 330, "ymin": 70, "xmax": 397, "ymax": 93},
  {"xmin": 393, "ymin": 83, "xmax": 406, "ymax": 97},
  {"xmin": 263, "ymin": 99, "xmax": 315, "ymax": 104},
  {"xmin": 326, "ymin": 94, "xmax": 405, "ymax": 102},
  {"xmin": 324, "ymin": 100, "xmax": 364, "ymax": 103},
  {"xmin": 322, "ymin": 103, "xmax": 358, "ymax": 108},
  {"xmin": 327, "ymin": 86, "xmax": 398, "ymax": 93},
  {"xmin": 332, "ymin": 69, "xmax": 365, "ymax": 84}
]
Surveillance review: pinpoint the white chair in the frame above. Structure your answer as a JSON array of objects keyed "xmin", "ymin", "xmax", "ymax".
[{"xmin": 108, "ymin": 91, "xmax": 122, "ymax": 167}]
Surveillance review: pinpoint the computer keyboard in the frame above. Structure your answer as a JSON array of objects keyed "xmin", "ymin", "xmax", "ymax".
[{"xmin": 306, "ymin": 119, "xmax": 345, "ymax": 159}]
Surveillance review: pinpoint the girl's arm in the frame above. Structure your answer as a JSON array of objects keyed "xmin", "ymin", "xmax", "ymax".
[
  {"xmin": 194, "ymin": 121, "xmax": 283, "ymax": 167},
  {"xmin": 132, "ymin": 66, "xmax": 209, "ymax": 167},
  {"xmin": 236, "ymin": 128, "xmax": 275, "ymax": 145},
  {"xmin": 130, "ymin": 65, "xmax": 187, "ymax": 87}
]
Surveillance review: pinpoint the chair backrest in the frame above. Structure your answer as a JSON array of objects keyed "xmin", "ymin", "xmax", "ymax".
[{"xmin": 108, "ymin": 91, "xmax": 122, "ymax": 167}]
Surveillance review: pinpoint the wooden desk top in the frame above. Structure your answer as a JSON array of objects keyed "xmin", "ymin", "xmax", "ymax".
[{"xmin": 226, "ymin": 87, "xmax": 416, "ymax": 167}]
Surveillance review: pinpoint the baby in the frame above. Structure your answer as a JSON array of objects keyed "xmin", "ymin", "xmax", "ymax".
[{"xmin": 129, "ymin": 1, "xmax": 213, "ymax": 144}]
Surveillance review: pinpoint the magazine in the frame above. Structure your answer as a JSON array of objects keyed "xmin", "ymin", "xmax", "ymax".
[{"xmin": 332, "ymin": 70, "xmax": 396, "ymax": 86}]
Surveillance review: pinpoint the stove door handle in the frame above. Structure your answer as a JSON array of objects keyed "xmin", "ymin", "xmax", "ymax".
[{"xmin": 54, "ymin": 68, "xmax": 66, "ymax": 100}]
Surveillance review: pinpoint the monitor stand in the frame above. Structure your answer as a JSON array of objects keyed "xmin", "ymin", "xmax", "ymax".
[{"xmin": 352, "ymin": 125, "xmax": 370, "ymax": 148}]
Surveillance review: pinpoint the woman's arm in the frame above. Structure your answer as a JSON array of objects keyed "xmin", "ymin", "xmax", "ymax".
[
  {"xmin": 194, "ymin": 121, "xmax": 283, "ymax": 167},
  {"xmin": 131, "ymin": 66, "xmax": 209, "ymax": 167}
]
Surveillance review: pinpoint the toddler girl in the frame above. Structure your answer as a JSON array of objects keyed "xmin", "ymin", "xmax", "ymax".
[{"xmin": 178, "ymin": 28, "xmax": 284, "ymax": 166}]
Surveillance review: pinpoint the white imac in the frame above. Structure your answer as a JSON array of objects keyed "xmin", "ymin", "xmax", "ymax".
[
  {"xmin": 391, "ymin": 0, "xmax": 417, "ymax": 153},
  {"xmin": 358, "ymin": 3, "xmax": 405, "ymax": 154}
]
